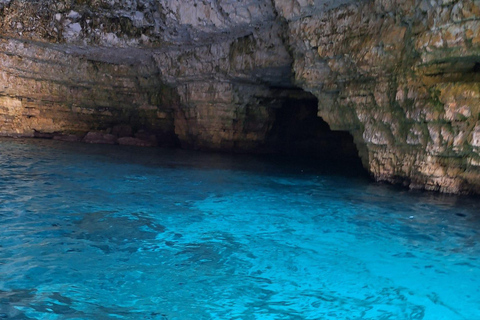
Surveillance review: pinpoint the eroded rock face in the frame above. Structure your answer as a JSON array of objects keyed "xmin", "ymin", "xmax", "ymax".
[
  {"xmin": 1, "ymin": 0, "xmax": 480, "ymax": 193},
  {"xmin": 288, "ymin": 0, "xmax": 480, "ymax": 193},
  {"xmin": 0, "ymin": 37, "xmax": 178, "ymax": 146}
]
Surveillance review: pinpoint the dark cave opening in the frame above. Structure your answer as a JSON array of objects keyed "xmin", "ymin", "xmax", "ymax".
[
  {"xmin": 265, "ymin": 90, "xmax": 365, "ymax": 172},
  {"xmin": 472, "ymin": 62, "xmax": 480, "ymax": 73}
]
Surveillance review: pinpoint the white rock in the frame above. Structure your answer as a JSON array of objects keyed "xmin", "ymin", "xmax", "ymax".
[
  {"xmin": 68, "ymin": 23, "xmax": 82, "ymax": 34},
  {"xmin": 471, "ymin": 124, "xmax": 480, "ymax": 147},
  {"xmin": 67, "ymin": 10, "xmax": 81, "ymax": 20},
  {"xmin": 132, "ymin": 11, "xmax": 145, "ymax": 28}
]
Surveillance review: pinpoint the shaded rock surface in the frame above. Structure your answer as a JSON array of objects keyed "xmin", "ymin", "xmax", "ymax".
[{"xmin": 1, "ymin": 0, "xmax": 480, "ymax": 194}]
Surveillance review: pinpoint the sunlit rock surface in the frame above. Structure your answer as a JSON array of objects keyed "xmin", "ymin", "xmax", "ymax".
[
  {"xmin": 289, "ymin": 0, "xmax": 480, "ymax": 193},
  {"xmin": 1, "ymin": 0, "xmax": 480, "ymax": 193}
]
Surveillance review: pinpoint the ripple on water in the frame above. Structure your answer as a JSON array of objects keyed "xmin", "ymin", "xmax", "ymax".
[{"xmin": 0, "ymin": 138, "xmax": 479, "ymax": 319}]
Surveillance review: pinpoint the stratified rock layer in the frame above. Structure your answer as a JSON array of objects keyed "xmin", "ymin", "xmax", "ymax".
[
  {"xmin": 0, "ymin": 38, "xmax": 179, "ymax": 146},
  {"xmin": 1, "ymin": 0, "xmax": 480, "ymax": 194},
  {"xmin": 288, "ymin": 0, "xmax": 480, "ymax": 193}
]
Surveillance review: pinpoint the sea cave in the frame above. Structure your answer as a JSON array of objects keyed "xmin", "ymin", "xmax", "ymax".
[{"xmin": 0, "ymin": 0, "xmax": 480, "ymax": 319}]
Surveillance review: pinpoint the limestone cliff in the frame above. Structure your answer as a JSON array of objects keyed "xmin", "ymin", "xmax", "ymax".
[
  {"xmin": 1, "ymin": 0, "xmax": 480, "ymax": 194},
  {"xmin": 288, "ymin": 0, "xmax": 480, "ymax": 193}
]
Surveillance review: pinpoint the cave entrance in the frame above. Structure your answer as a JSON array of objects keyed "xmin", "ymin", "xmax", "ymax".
[{"xmin": 266, "ymin": 89, "xmax": 365, "ymax": 172}]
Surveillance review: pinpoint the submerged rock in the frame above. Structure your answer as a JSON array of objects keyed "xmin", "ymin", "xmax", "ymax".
[{"xmin": 83, "ymin": 132, "xmax": 117, "ymax": 145}]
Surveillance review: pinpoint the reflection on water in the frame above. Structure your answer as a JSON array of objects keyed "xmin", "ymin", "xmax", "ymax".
[{"xmin": 0, "ymin": 138, "xmax": 479, "ymax": 319}]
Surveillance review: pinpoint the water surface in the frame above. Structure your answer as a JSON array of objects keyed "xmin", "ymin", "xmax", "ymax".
[{"xmin": 0, "ymin": 138, "xmax": 479, "ymax": 319}]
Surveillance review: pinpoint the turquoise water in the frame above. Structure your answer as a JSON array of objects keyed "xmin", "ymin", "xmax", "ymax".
[{"xmin": 0, "ymin": 138, "xmax": 479, "ymax": 320}]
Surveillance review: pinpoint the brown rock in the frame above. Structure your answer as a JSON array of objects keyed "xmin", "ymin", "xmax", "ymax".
[{"xmin": 83, "ymin": 132, "xmax": 117, "ymax": 144}]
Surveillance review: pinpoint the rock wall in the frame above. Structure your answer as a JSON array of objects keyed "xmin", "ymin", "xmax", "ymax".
[
  {"xmin": 286, "ymin": 0, "xmax": 480, "ymax": 193},
  {"xmin": 1, "ymin": 0, "xmax": 480, "ymax": 193},
  {"xmin": 152, "ymin": 24, "xmax": 295, "ymax": 151},
  {"xmin": 0, "ymin": 38, "xmax": 178, "ymax": 146}
]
